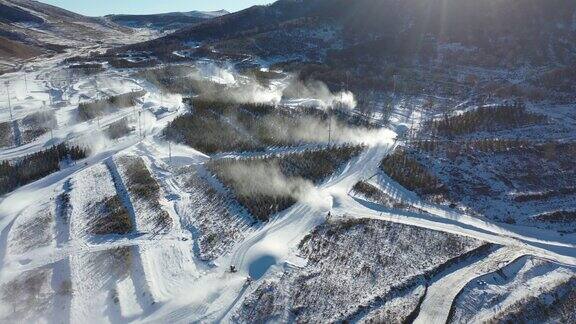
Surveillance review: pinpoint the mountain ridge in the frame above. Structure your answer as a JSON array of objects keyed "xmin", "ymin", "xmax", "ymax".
[
  {"xmin": 106, "ymin": 9, "xmax": 229, "ymax": 31},
  {"xmin": 0, "ymin": 0, "xmax": 135, "ymax": 63},
  {"xmin": 120, "ymin": 0, "xmax": 576, "ymax": 68}
]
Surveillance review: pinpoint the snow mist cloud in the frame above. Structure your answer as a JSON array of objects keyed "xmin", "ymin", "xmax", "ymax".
[
  {"xmin": 224, "ymin": 161, "xmax": 315, "ymax": 199},
  {"xmin": 187, "ymin": 61, "xmax": 357, "ymax": 109}
]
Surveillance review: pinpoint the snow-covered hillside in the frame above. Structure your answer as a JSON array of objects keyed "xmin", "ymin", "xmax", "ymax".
[
  {"xmin": 0, "ymin": 1, "xmax": 575, "ymax": 322},
  {"xmin": 235, "ymin": 218, "xmax": 487, "ymax": 323},
  {"xmin": 0, "ymin": 0, "xmax": 155, "ymax": 72}
]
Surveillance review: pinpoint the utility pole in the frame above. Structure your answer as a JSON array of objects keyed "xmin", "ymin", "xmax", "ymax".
[
  {"xmin": 168, "ymin": 141, "xmax": 172, "ymax": 164},
  {"xmin": 328, "ymin": 113, "xmax": 332, "ymax": 144},
  {"xmin": 55, "ymin": 141, "xmax": 60, "ymax": 164},
  {"xmin": 133, "ymin": 88, "xmax": 138, "ymax": 116},
  {"xmin": 138, "ymin": 111, "xmax": 142, "ymax": 139},
  {"xmin": 329, "ymin": 81, "xmax": 346, "ymax": 144},
  {"xmin": 5, "ymin": 81, "xmax": 12, "ymax": 121},
  {"xmin": 296, "ymin": 81, "xmax": 301, "ymax": 98},
  {"xmin": 142, "ymin": 110, "xmax": 146, "ymax": 138}
]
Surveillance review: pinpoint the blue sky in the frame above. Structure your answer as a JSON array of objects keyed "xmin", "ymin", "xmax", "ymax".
[{"xmin": 41, "ymin": 0, "xmax": 273, "ymax": 16}]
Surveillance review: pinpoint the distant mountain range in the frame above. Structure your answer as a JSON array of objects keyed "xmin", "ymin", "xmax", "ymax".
[{"xmin": 106, "ymin": 10, "xmax": 229, "ymax": 31}]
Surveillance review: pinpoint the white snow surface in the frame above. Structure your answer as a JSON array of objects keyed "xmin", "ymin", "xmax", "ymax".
[{"xmin": 0, "ymin": 50, "xmax": 575, "ymax": 323}]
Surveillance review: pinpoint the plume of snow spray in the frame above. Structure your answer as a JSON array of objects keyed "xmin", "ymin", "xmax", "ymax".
[
  {"xmin": 221, "ymin": 160, "xmax": 331, "ymax": 210},
  {"xmin": 180, "ymin": 61, "xmax": 357, "ymax": 108}
]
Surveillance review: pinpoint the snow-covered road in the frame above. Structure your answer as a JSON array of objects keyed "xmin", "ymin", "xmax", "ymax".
[
  {"xmin": 413, "ymin": 247, "xmax": 526, "ymax": 324},
  {"xmin": 339, "ymin": 196, "xmax": 576, "ymax": 266}
]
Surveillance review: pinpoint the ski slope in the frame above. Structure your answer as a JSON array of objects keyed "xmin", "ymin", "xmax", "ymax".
[{"xmin": 0, "ymin": 50, "xmax": 575, "ymax": 323}]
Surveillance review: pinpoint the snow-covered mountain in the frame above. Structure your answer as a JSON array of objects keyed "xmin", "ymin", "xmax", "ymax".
[
  {"xmin": 0, "ymin": 0, "xmax": 575, "ymax": 323},
  {"xmin": 0, "ymin": 0, "xmax": 140, "ymax": 65},
  {"xmin": 106, "ymin": 10, "xmax": 229, "ymax": 31},
  {"xmin": 123, "ymin": 0, "xmax": 576, "ymax": 68}
]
